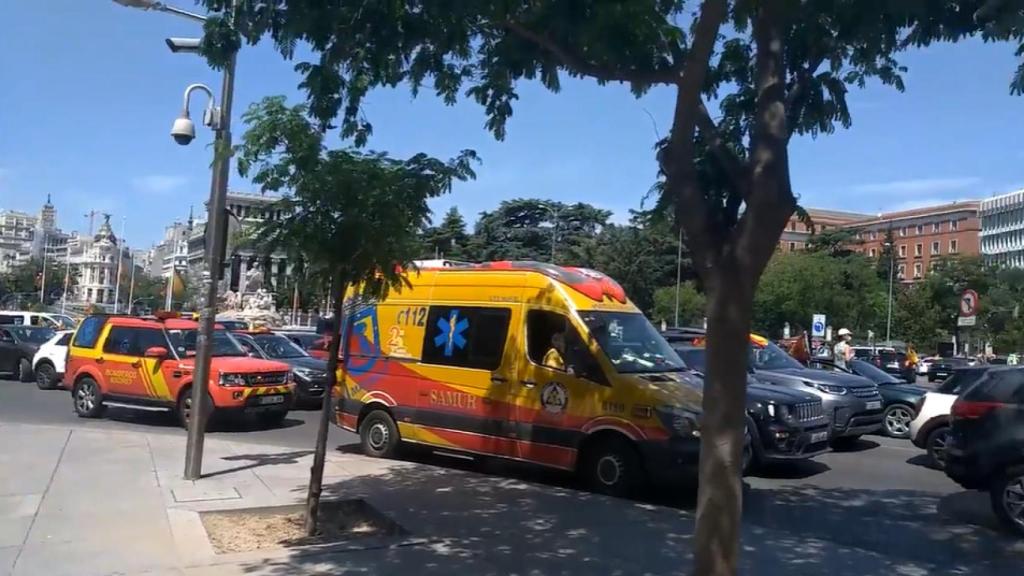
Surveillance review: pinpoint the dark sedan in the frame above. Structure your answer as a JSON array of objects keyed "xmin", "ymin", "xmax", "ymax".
[
  {"xmin": 232, "ymin": 331, "xmax": 330, "ymax": 407},
  {"xmin": 811, "ymin": 357, "xmax": 927, "ymax": 438},
  {"xmin": 928, "ymin": 357, "xmax": 970, "ymax": 382},
  {"xmin": 0, "ymin": 326, "xmax": 56, "ymax": 382},
  {"xmin": 870, "ymin": 350, "xmax": 917, "ymax": 383}
]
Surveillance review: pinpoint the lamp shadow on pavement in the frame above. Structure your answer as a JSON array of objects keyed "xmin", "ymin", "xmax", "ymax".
[
  {"xmin": 202, "ymin": 449, "xmax": 314, "ymax": 479},
  {"xmin": 223, "ymin": 448, "xmax": 1022, "ymax": 575}
]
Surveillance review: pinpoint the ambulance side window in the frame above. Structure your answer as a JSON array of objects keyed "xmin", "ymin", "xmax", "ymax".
[
  {"xmin": 421, "ymin": 306, "xmax": 511, "ymax": 370},
  {"xmin": 73, "ymin": 316, "xmax": 107, "ymax": 349},
  {"xmin": 103, "ymin": 327, "xmax": 135, "ymax": 355}
]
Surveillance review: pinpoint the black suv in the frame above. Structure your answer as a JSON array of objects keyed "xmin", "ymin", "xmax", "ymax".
[
  {"xmin": 944, "ymin": 366, "xmax": 1024, "ymax": 536},
  {"xmin": 672, "ymin": 341, "xmax": 831, "ymax": 473}
]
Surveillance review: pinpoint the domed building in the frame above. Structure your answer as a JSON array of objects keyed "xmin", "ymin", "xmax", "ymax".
[{"xmin": 73, "ymin": 214, "xmax": 128, "ymax": 307}]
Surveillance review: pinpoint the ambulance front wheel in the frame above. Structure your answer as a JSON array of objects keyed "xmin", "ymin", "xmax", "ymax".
[
  {"xmin": 580, "ymin": 436, "xmax": 646, "ymax": 498},
  {"xmin": 360, "ymin": 410, "xmax": 401, "ymax": 458}
]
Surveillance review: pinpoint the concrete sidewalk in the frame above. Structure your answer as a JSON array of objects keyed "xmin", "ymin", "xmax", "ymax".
[{"xmin": 1, "ymin": 421, "xmax": 1021, "ymax": 576}]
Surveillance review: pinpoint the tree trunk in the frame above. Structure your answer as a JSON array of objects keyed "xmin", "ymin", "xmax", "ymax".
[
  {"xmin": 304, "ymin": 273, "xmax": 348, "ymax": 536},
  {"xmin": 692, "ymin": 262, "xmax": 753, "ymax": 576}
]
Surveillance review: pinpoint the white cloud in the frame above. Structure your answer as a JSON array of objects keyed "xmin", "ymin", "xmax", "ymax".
[
  {"xmin": 850, "ymin": 177, "xmax": 981, "ymax": 196},
  {"xmin": 132, "ymin": 174, "xmax": 188, "ymax": 195}
]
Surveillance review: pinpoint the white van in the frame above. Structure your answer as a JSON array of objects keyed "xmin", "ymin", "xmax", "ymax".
[{"xmin": 0, "ymin": 311, "xmax": 77, "ymax": 330}]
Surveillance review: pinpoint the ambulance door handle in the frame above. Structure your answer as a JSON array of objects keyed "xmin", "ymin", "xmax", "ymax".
[
  {"xmin": 96, "ymin": 357, "xmax": 105, "ymax": 364},
  {"xmin": 131, "ymin": 360, "xmax": 142, "ymax": 368},
  {"xmin": 490, "ymin": 375, "xmax": 507, "ymax": 384},
  {"xmin": 522, "ymin": 380, "xmax": 537, "ymax": 389}
]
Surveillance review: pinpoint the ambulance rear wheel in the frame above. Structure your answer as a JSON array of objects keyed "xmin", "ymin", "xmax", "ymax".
[
  {"xmin": 360, "ymin": 410, "xmax": 400, "ymax": 458},
  {"xmin": 73, "ymin": 377, "xmax": 105, "ymax": 419},
  {"xmin": 581, "ymin": 436, "xmax": 645, "ymax": 498}
]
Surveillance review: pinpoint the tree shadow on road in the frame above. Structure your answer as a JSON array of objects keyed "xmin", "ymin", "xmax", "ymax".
[{"xmin": 217, "ymin": 448, "xmax": 1024, "ymax": 576}]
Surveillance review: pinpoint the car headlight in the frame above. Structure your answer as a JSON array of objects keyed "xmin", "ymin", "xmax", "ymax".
[
  {"xmin": 659, "ymin": 405, "xmax": 701, "ymax": 437},
  {"xmin": 293, "ymin": 367, "xmax": 326, "ymax": 380},
  {"xmin": 803, "ymin": 380, "xmax": 847, "ymax": 395},
  {"xmin": 219, "ymin": 373, "xmax": 247, "ymax": 387}
]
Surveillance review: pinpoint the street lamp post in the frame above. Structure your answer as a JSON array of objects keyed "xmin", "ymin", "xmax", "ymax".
[
  {"xmin": 543, "ymin": 204, "xmax": 561, "ymax": 263},
  {"xmin": 885, "ymin": 239, "xmax": 895, "ymax": 344},
  {"xmin": 114, "ymin": 0, "xmax": 237, "ymax": 481}
]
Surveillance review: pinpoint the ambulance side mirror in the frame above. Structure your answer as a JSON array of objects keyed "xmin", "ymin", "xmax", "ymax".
[{"xmin": 144, "ymin": 346, "xmax": 169, "ymax": 361}]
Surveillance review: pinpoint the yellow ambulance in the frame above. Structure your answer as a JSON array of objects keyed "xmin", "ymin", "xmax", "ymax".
[{"xmin": 334, "ymin": 261, "xmax": 703, "ymax": 495}]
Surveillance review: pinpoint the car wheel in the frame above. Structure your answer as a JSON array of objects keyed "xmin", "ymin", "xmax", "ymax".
[
  {"xmin": 581, "ymin": 435, "xmax": 646, "ymax": 498},
  {"xmin": 73, "ymin": 377, "xmax": 105, "ymax": 418},
  {"xmin": 18, "ymin": 358, "xmax": 33, "ymax": 382},
  {"xmin": 882, "ymin": 404, "xmax": 915, "ymax": 439},
  {"xmin": 177, "ymin": 388, "xmax": 214, "ymax": 430},
  {"xmin": 990, "ymin": 466, "xmax": 1024, "ymax": 536},
  {"xmin": 925, "ymin": 426, "xmax": 950, "ymax": 470},
  {"xmin": 742, "ymin": 417, "xmax": 760, "ymax": 476},
  {"xmin": 35, "ymin": 362, "xmax": 58, "ymax": 390},
  {"xmin": 359, "ymin": 410, "xmax": 401, "ymax": 458}
]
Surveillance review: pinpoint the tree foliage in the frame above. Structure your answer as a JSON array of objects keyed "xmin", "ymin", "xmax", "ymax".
[{"xmin": 653, "ymin": 281, "xmax": 707, "ymax": 327}]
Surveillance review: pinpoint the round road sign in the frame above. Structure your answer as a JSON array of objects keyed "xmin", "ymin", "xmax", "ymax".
[{"xmin": 960, "ymin": 289, "xmax": 979, "ymax": 317}]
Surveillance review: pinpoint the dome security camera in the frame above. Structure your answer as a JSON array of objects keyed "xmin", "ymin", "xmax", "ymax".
[{"xmin": 170, "ymin": 115, "xmax": 196, "ymax": 146}]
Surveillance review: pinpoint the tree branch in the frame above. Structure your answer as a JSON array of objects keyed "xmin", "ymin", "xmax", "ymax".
[
  {"xmin": 503, "ymin": 21, "xmax": 675, "ymax": 86},
  {"xmin": 696, "ymin": 102, "xmax": 749, "ymax": 195},
  {"xmin": 785, "ymin": 54, "xmax": 827, "ymax": 135}
]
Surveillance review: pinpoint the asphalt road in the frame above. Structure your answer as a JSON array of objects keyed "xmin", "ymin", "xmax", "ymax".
[{"xmin": 2, "ymin": 373, "xmax": 1022, "ymax": 567}]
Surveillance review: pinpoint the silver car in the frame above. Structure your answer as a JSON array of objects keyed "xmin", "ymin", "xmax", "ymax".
[{"xmin": 749, "ymin": 341, "xmax": 884, "ymax": 445}]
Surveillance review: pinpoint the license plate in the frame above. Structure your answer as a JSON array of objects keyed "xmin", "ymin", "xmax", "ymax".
[
  {"xmin": 811, "ymin": 431, "xmax": 828, "ymax": 443},
  {"xmin": 258, "ymin": 395, "xmax": 284, "ymax": 405},
  {"xmin": 866, "ymin": 400, "xmax": 882, "ymax": 410}
]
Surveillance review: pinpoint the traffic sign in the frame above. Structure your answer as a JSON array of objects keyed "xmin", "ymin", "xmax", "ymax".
[
  {"xmin": 960, "ymin": 289, "xmax": 979, "ymax": 318},
  {"xmin": 811, "ymin": 314, "xmax": 826, "ymax": 338},
  {"xmin": 958, "ymin": 315, "xmax": 977, "ymax": 327}
]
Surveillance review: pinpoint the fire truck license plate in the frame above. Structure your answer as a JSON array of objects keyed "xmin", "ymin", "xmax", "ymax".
[{"xmin": 259, "ymin": 395, "xmax": 284, "ymax": 405}]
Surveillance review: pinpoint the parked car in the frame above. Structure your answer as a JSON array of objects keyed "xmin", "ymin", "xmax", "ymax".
[
  {"xmin": 0, "ymin": 311, "xmax": 77, "ymax": 330},
  {"xmin": 811, "ymin": 358, "xmax": 927, "ymax": 438},
  {"xmin": 917, "ymin": 356, "xmax": 939, "ymax": 376},
  {"xmin": 909, "ymin": 366, "xmax": 991, "ymax": 469},
  {"xmin": 0, "ymin": 326, "xmax": 56, "ymax": 382},
  {"xmin": 278, "ymin": 330, "xmax": 323, "ymax": 354},
  {"xmin": 929, "ymin": 357, "xmax": 971, "ymax": 382},
  {"xmin": 232, "ymin": 330, "xmax": 330, "ymax": 406},
  {"xmin": 944, "ymin": 366, "xmax": 1024, "ymax": 536},
  {"xmin": 64, "ymin": 314, "xmax": 295, "ymax": 428},
  {"xmin": 871, "ymin": 349, "xmax": 917, "ymax": 383},
  {"xmin": 31, "ymin": 330, "xmax": 73, "ymax": 390},
  {"xmin": 663, "ymin": 328, "xmax": 883, "ymax": 447},
  {"xmin": 673, "ymin": 342, "xmax": 831, "ymax": 472}
]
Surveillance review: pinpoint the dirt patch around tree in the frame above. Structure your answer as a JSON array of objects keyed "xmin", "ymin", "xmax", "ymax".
[{"xmin": 200, "ymin": 499, "xmax": 407, "ymax": 554}]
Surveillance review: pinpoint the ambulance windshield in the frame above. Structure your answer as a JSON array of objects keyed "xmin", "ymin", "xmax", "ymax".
[{"xmin": 579, "ymin": 312, "xmax": 686, "ymax": 374}]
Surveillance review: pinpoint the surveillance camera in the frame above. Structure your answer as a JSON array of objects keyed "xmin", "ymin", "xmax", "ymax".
[
  {"xmin": 165, "ymin": 37, "xmax": 202, "ymax": 54},
  {"xmin": 170, "ymin": 115, "xmax": 196, "ymax": 146}
]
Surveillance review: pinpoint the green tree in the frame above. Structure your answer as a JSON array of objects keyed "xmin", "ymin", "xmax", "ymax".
[
  {"xmin": 421, "ymin": 207, "xmax": 471, "ymax": 260},
  {"xmin": 235, "ymin": 96, "xmax": 477, "ymax": 536},
  {"xmin": 754, "ymin": 252, "xmax": 886, "ymax": 338},
  {"xmin": 467, "ymin": 199, "xmax": 610, "ymax": 263},
  {"xmin": 892, "ymin": 284, "xmax": 945, "ymax": 354},
  {"xmin": 653, "ymin": 281, "xmax": 707, "ymax": 327},
  {"xmin": 806, "ymin": 228, "xmax": 863, "ymax": 258},
  {"xmin": 0, "ymin": 258, "xmax": 69, "ymax": 307},
  {"xmin": 205, "ymin": 1, "xmax": 1008, "ymax": 572}
]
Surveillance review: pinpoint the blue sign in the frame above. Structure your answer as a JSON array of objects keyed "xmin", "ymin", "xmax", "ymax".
[
  {"xmin": 813, "ymin": 321, "xmax": 824, "ymax": 333},
  {"xmin": 434, "ymin": 309, "xmax": 469, "ymax": 357},
  {"xmin": 811, "ymin": 314, "xmax": 827, "ymax": 338}
]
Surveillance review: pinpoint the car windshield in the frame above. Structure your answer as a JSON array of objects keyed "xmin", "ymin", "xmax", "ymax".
[
  {"xmin": 251, "ymin": 333, "xmax": 308, "ymax": 359},
  {"xmin": 850, "ymin": 359, "xmax": 901, "ymax": 384},
  {"xmin": 674, "ymin": 347, "xmax": 707, "ymax": 373},
  {"xmin": 50, "ymin": 315, "xmax": 76, "ymax": 329},
  {"xmin": 749, "ymin": 341, "xmax": 805, "ymax": 371},
  {"xmin": 578, "ymin": 311, "xmax": 686, "ymax": 374},
  {"xmin": 10, "ymin": 327, "xmax": 56, "ymax": 344},
  {"xmin": 166, "ymin": 328, "xmax": 247, "ymax": 358}
]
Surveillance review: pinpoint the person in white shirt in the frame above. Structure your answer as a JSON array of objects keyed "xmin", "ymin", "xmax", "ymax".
[{"xmin": 833, "ymin": 328, "xmax": 854, "ymax": 369}]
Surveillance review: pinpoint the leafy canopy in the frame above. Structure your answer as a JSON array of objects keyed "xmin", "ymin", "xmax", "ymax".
[{"xmin": 235, "ymin": 96, "xmax": 479, "ymax": 292}]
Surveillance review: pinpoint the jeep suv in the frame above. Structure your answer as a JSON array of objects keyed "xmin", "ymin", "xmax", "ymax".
[
  {"xmin": 64, "ymin": 315, "xmax": 294, "ymax": 428},
  {"xmin": 944, "ymin": 366, "xmax": 1024, "ymax": 536}
]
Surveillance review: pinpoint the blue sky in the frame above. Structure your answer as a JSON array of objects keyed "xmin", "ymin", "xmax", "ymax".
[{"xmin": 2, "ymin": 1, "xmax": 1023, "ymax": 250}]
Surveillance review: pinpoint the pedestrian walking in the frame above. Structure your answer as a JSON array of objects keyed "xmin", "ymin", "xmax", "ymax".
[{"xmin": 834, "ymin": 328, "xmax": 854, "ymax": 370}]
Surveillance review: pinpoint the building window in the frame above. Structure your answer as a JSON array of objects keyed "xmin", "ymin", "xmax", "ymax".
[
  {"xmin": 899, "ymin": 227, "xmax": 907, "ymax": 237},
  {"xmin": 870, "ymin": 231, "xmax": 877, "ymax": 240},
  {"xmin": 897, "ymin": 264, "xmax": 906, "ymax": 280},
  {"xmin": 950, "ymin": 239, "xmax": 959, "ymax": 254},
  {"xmin": 913, "ymin": 263, "xmax": 923, "ymax": 278},
  {"xmin": 899, "ymin": 244, "xmax": 907, "ymax": 258},
  {"xmin": 869, "ymin": 248, "xmax": 877, "ymax": 258},
  {"xmin": 788, "ymin": 242, "xmax": 796, "ymax": 252},
  {"xmin": 789, "ymin": 222, "xmax": 796, "ymax": 231},
  {"xmin": 950, "ymin": 219, "xmax": 959, "ymax": 231},
  {"xmin": 933, "ymin": 222, "xmax": 941, "ymax": 233},
  {"xmin": 915, "ymin": 243, "xmax": 922, "ymax": 257},
  {"xmin": 916, "ymin": 224, "xmax": 923, "ymax": 235},
  {"xmin": 931, "ymin": 241, "xmax": 940, "ymax": 255}
]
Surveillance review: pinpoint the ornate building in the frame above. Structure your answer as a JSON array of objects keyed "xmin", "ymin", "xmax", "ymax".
[{"xmin": 71, "ymin": 215, "xmax": 129, "ymax": 307}]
